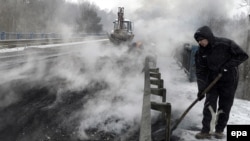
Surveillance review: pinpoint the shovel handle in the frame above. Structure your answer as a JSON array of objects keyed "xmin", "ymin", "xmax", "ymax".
[
  {"xmin": 200, "ymin": 73, "xmax": 223, "ymax": 97},
  {"xmin": 171, "ymin": 73, "xmax": 222, "ymax": 132}
]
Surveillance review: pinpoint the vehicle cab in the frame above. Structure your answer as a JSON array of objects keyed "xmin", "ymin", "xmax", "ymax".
[{"xmin": 113, "ymin": 19, "xmax": 133, "ymax": 33}]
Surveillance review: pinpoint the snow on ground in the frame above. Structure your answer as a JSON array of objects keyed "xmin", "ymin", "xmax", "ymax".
[{"xmin": 157, "ymin": 55, "xmax": 250, "ymax": 141}]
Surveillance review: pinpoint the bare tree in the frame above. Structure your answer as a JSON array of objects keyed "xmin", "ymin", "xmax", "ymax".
[
  {"xmin": 0, "ymin": 0, "xmax": 104, "ymax": 34},
  {"xmin": 76, "ymin": 2, "xmax": 103, "ymax": 33}
]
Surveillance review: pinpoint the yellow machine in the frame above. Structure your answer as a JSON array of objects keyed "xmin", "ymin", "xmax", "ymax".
[{"xmin": 108, "ymin": 7, "xmax": 134, "ymax": 45}]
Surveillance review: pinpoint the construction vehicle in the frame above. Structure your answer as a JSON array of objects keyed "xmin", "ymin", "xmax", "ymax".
[{"xmin": 108, "ymin": 7, "xmax": 134, "ymax": 45}]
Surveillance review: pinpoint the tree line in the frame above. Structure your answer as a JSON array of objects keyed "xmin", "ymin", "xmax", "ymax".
[{"xmin": 0, "ymin": 0, "xmax": 106, "ymax": 34}]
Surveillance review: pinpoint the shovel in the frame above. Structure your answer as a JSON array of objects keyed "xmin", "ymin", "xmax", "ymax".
[{"xmin": 171, "ymin": 73, "xmax": 223, "ymax": 132}]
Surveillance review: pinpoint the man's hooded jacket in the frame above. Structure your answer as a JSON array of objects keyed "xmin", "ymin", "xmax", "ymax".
[{"xmin": 194, "ymin": 26, "xmax": 248, "ymax": 91}]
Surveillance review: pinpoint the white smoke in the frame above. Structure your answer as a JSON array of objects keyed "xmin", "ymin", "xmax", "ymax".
[
  {"xmin": 132, "ymin": 0, "xmax": 243, "ymax": 55},
  {"xmin": 0, "ymin": 0, "xmax": 247, "ymax": 140}
]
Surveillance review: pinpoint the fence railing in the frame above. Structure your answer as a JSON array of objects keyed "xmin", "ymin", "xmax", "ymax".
[
  {"xmin": 0, "ymin": 32, "xmax": 108, "ymax": 49},
  {"xmin": 0, "ymin": 32, "xmax": 106, "ymax": 40},
  {"xmin": 139, "ymin": 56, "xmax": 172, "ymax": 141}
]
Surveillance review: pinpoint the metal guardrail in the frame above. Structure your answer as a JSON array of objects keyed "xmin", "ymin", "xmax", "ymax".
[
  {"xmin": 0, "ymin": 32, "xmax": 106, "ymax": 40},
  {"xmin": 0, "ymin": 32, "xmax": 107, "ymax": 48},
  {"xmin": 0, "ymin": 36, "xmax": 108, "ymax": 49},
  {"xmin": 139, "ymin": 56, "xmax": 172, "ymax": 141},
  {"xmin": 174, "ymin": 43, "xmax": 198, "ymax": 82}
]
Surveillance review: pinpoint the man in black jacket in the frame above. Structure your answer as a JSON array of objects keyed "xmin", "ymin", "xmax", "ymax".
[{"xmin": 193, "ymin": 26, "xmax": 248, "ymax": 139}]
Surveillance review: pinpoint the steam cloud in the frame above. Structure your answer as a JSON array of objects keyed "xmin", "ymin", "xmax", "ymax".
[{"xmin": 0, "ymin": 0, "xmax": 247, "ymax": 140}]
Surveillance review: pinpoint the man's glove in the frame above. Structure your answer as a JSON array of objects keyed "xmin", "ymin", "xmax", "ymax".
[
  {"xmin": 197, "ymin": 90, "xmax": 205, "ymax": 101},
  {"xmin": 219, "ymin": 67, "xmax": 228, "ymax": 73}
]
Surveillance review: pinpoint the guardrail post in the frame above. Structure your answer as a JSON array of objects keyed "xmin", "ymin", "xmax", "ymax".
[
  {"xmin": 139, "ymin": 57, "xmax": 152, "ymax": 141},
  {"xmin": 30, "ymin": 33, "xmax": 33, "ymax": 39},
  {"xmin": 6, "ymin": 32, "xmax": 10, "ymax": 40},
  {"xmin": 10, "ymin": 32, "xmax": 15, "ymax": 40},
  {"xmin": 188, "ymin": 46, "xmax": 198, "ymax": 82},
  {"xmin": 1, "ymin": 32, "xmax": 5, "ymax": 40},
  {"xmin": 165, "ymin": 103, "xmax": 171, "ymax": 141},
  {"xmin": 177, "ymin": 44, "xmax": 198, "ymax": 82},
  {"xmin": 17, "ymin": 33, "xmax": 20, "ymax": 39},
  {"xmin": 33, "ymin": 33, "xmax": 36, "ymax": 39},
  {"xmin": 52, "ymin": 33, "xmax": 55, "ymax": 38},
  {"xmin": 151, "ymin": 102, "xmax": 171, "ymax": 141}
]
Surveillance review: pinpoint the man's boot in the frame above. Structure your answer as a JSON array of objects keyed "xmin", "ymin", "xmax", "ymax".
[
  {"xmin": 195, "ymin": 132, "xmax": 211, "ymax": 139},
  {"xmin": 214, "ymin": 132, "xmax": 225, "ymax": 139}
]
